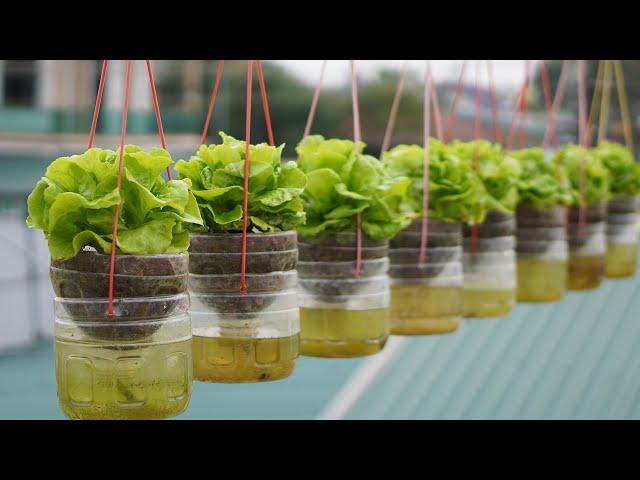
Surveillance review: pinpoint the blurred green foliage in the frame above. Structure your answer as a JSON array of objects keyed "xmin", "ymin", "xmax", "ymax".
[{"xmin": 193, "ymin": 61, "xmax": 426, "ymax": 158}]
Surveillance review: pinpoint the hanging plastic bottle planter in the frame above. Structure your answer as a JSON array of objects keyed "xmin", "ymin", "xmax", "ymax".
[
  {"xmin": 387, "ymin": 218, "xmax": 463, "ymax": 334},
  {"xmin": 568, "ymin": 201, "xmax": 608, "ymax": 289},
  {"xmin": 26, "ymin": 61, "xmax": 203, "ymax": 419},
  {"xmin": 449, "ymin": 140, "xmax": 519, "ymax": 318},
  {"xmin": 379, "ymin": 64, "xmax": 478, "ymax": 335},
  {"xmin": 511, "ymin": 62, "xmax": 571, "ymax": 303},
  {"xmin": 444, "ymin": 62, "xmax": 519, "ymax": 319},
  {"xmin": 586, "ymin": 61, "xmax": 640, "ymax": 279},
  {"xmin": 605, "ymin": 193, "xmax": 639, "ymax": 277},
  {"xmin": 294, "ymin": 61, "xmax": 415, "ymax": 356},
  {"xmin": 297, "ymin": 231, "xmax": 391, "ymax": 356},
  {"xmin": 462, "ymin": 211, "xmax": 517, "ymax": 317},
  {"xmin": 590, "ymin": 128, "xmax": 640, "ymax": 278},
  {"xmin": 52, "ymin": 253, "xmax": 192, "ymax": 419},
  {"xmin": 553, "ymin": 145, "xmax": 611, "ymax": 291},
  {"xmin": 188, "ymin": 231, "xmax": 300, "ymax": 382},
  {"xmin": 381, "ymin": 137, "xmax": 488, "ymax": 333},
  {"xmin": 515, "ymin": 205, "xmax": 568, "ymax": 301},
  {"xmin": 178, "ymin": 61, "xmax": 305, "ymax": 382}
]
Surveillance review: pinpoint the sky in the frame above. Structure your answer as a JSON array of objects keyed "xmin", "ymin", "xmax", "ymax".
[{"xmin": 273, "ymin": 60, "xmax": 533, "ymax": 92}]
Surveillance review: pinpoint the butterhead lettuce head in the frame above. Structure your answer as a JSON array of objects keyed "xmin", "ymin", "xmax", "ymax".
[
  {"xmin": 553, "ymin": 144, "xmax": 611, "ymax": 205},
  {"xmin": 511, "ymin": 147, "xmax": 572, "ymax": 209},
  {"xmin": 382, "ymin": 140, "xmax": 489, "ymax": 225},
  {"xmin": 448, "ymin": 139, "xmax": 522, "ymax": 214},
  {"xmin": 26, "ymin": 146, "xmax": 204, "ymax": 260},
  {"xmin": 175, "ymin": 132, "xmax": 307, "ymax": 233},
  {"xmin": 591, "ymin": 141, "xmax": 640, "ymax": 196},
  {"xmin": 295, "ymin": 135, "xmax": 417, "ymax": 240}
]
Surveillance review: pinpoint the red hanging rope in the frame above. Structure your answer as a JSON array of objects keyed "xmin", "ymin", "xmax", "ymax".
[
  {"xmin": 240, "ymin": 60, "xmax": 253, "ymax": 295},
  {"xmin": 539, "ymin": 60, "xmax": 555, "ymax": 142},
  {"xmin": 537, "ymin": 59, "xmax": 569, "ymax": 241},
  {"xmin": 301, "ymin": 60, "xmax": 327, "ymax": 143},
  {"xmin": 381, "ymin": 61, "xmax": 409, "ymax": 156},
  {"xmin": 430, "ymin": 70, "xmax": 444, "ymax": 142},
  {"xmin": 419, "ymin": 63, "xmax": 432, "ymax": 265},
  {"xmin": 145, "ymin": 60, "xmax": 172, "ymax": 180},
  {"xmin": 256, "ymin": 60, "xmax": 275, "ymax": 146},
  {"xmin": 543, "ymin": 60, "xmax": 569, "ymax": 149},
  {"xmin": 444, "ymin": 60, "xmax": 468, "ymax": 144},
  {"xmin": 87, "ymin": 60, "xmax": 109, "ymax": 149},
  {"xmin": 200, "ymin": 60, "xmax": 225, "ymax": 146},
  {"xmin": 470, "ymin": 60, "xmax": 483, "ymax": 255},
  {"xmin": 506, "ymin": 77, "xmax": 527, "ymax": 150},
  {"xmin": 349, "ymin": 60, "xmax": 363, "ymax": 279},
  {"xmin": 107, "ymin": 60, "xmax": 133, "ymax": 317},
  {"xmin": 517, "ymin": 60, "xmax": 531, "ymax": 149},
  {"xmin": 542, "ymin": 60, "xmax": 571, "ymax": 239},
  {"xmin": 198, "ymin": 60, "xmax": 276, "ymax": 294},
  {"xmin": 576, "ymin": 60, "xmax": 588, "ymax": 239},
  {"xmin": 486, "ymin": 60, "xmax": 502, "ymax": 145}
]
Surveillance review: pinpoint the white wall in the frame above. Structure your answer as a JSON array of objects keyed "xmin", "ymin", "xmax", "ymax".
[{"xmin": 0, "ymin": 213, "xmax": 53, "ymax": 352}]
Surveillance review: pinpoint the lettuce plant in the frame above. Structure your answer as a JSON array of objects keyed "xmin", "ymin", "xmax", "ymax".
[
  {"xmin": 510, "ymin": 147, "xmax": 572, "ymax": 209},
  {"xmin": 448, "ymin": 140, "xmax": 522, "ymax": 214},
  {"xmin": 175, "ymin": 132, "xmax": 307, "ymax": 233},
  {"xmin": 553, "ymin": 144, "xmax": 611, "ymax": 205},
  {"xmin": 591, "ymin": 141, "xmax": 640, "ymax": 196},
  {"xmin": 26, "ymin": 146, "xmax": 203, "ymax": 260},
  {"xmin": 382, "ymin": 140, "xmax": 489, "ymax": 225},
  {"xmin": 295, "ymin": 135, "xmax": 417, "ymax": 240}
]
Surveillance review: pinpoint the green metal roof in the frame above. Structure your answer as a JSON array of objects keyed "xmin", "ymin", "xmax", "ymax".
[
  {"xmin": 338, "ymin": 273, "xmax": 640, "ymax": 419},
  {"xmin": 1, "ymin": 255, "xmax": 639, "ymax": 420},
  {"xmin": 0, "ymin": 342, "xmax": 367, "ymax": 420}
]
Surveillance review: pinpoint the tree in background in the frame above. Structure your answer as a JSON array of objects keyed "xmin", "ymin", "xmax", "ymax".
[
  {"xmin": 534, "ymin": 60, "xmax": 640, "ymax": 153},
  {"xmin": 177, "ymin": 61, "xmax": 425, "ymax": 158}
]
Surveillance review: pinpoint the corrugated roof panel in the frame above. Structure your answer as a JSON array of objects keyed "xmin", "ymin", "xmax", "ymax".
[
  {"xmin": 1, "ymin": 257, "xmax": 639, "ymax": 419},
  {"xmin": 344, "ymin": 266, "xmax": 640, "ymax": 420}
]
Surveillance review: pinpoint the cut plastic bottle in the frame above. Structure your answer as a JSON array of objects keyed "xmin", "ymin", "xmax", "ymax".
[
  {"xmin": 388, "ymin": 219, "xmax": 463, "ymax": 335},
  {"xmin": 463, "ymin": 212, "xmax": 517, "ymax": 318},
  {"xmin": 516, "ymin": 205, "xmax": 568, "ymax": 302},
  {"xmin": 52, "ymin": 251, "xmax": 192, "ymax": 420},
  {"xmin": 297, "ymin": 232, "xmax": 390, "ymax": 357},
  {"xmin": 188, "ymin": 232, "xmax": 300, "ymax": 383}
]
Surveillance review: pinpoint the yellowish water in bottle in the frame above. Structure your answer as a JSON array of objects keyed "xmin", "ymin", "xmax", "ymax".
[
  {"xmin": 568, "ymin": 254, "xmax": 605, "ymax": 290},
  {"xmin": 389, "ymin": 284, "xmax": 461, "ymax": 335},
  {"xmin": 463, "ymin": 290, "xmax": 515, "ymax": 318},
  {"xmin": 300, "ymin": 308, "xmax": 389, "ymax": 358},
  {"xmin": 192, "ymin": 334, "xmax": 299, "ymax": 383},
  {"xmin": 605, "ymin": 243, "xmax": 638, "ymax": 278},
  {"xmin": 55, "ymin": 339, "xmax": 192, "ymax": 420},
  {"xmin": 516, "ymin": 258, "xmax": 567, "ymax": 302}
]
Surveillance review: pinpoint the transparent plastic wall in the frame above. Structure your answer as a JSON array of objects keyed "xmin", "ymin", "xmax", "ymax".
[
  {"xmin": 568, "ymin": 201, "xmax": 607, "ymax": 290},
  {"xmin": 297, "ymin": 232, "xmax": 390, "ymax": 357},
  {"xmin": 605, "ymin": 195, "xmax": 639, "ymax": 278},
  {"xmin": 516, "ymin": 205, "xmax": 568, "ymax": 302},
  {"xmin": 388, "ymin": 219, "xmax": 463, "ymax": 335},
  {"xmin": 463, "ymin": 212, "xmax": 516, "ymax": 317},
  {"xmin": 188, "ymin": 232, "xmax": 299, "ymax": 383},
  {"xmin": 52, "ymin": 252, "xmax": 192, "ymax": 420}
]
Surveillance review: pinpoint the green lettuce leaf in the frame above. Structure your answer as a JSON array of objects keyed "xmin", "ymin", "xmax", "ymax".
[
  {"xmin": 296, "ymin": 135, "xmax": 418, "ymax": 240},
  {"xmin": 510, "ymin": 147, "xmax": 572, "ymax": 209},
  {"xmin": 591, "ymin": 141, "xmax": 640, "ymax": 196},
  {"xmin": 26, "ymin": 145, "xmax": 203, "ymax": 260},
  {"xmin": 382, "ymin": 140, "xmax": 490, "ymax": 225},
  {"xmin": 553, "ymin": 144, "xmax": 611, "ymax": 205},
  {"xmin": 448, "ymin": 140, "xmax": 522, "ymax": 213},
  {"xmin": 175, "ymin": 132, "xmax": 307, "ymax": 233}
]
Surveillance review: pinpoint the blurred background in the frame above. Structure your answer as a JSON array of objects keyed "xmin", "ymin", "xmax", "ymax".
[{"xmin": 1, "ymin": 60, "xmax": 640, "ymax": 419}]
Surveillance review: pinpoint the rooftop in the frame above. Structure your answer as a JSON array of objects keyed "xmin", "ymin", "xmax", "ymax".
[{"xmin": 2, "ymin": 250, "xmax": 639, "ymax": 420}]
